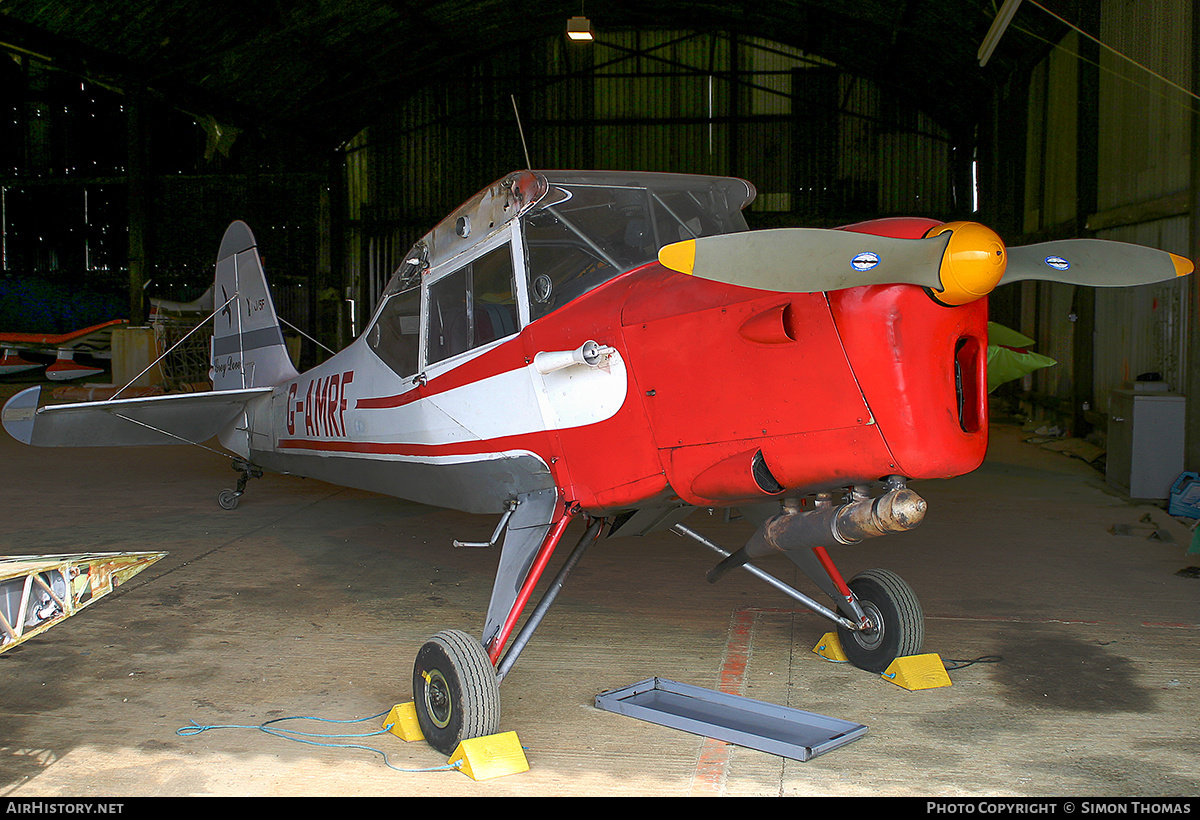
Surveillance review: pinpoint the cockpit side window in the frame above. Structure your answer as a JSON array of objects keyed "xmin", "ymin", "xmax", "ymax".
[
  {"xmin": 427, "ymin": 242, "xmax": 518, "ymax": 366},
  {"xmin": 522, "ymin": 178, "xmax": 751, "ymax": 321},
  {"xmin": 651, "ymin": 189, "xmax": 736, "ymax": 243},
  {"xmin": 523, "ymin": 186, "xmax": 654, "ymax": 322},
  {"xmin": 366, "ymin": 243, "xmax": 427, "ymax": 378},
  {"xmin": 367, "ymin": 285, "xmax": 421, "ymax": 378}
]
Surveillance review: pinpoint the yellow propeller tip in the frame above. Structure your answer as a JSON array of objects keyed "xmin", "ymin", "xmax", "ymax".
[
  {"xmin": 659, "ymin": 240, "xmax": 696, "ymax": 275},
  {"xmin": 1171, "ymin": 252, "xmax": 1195, "ymax": 277}
]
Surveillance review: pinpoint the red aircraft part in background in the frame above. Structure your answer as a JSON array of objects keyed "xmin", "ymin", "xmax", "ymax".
[{"xmin": 0, "ymin": 319, "xmax": 126, "ymax": 380}]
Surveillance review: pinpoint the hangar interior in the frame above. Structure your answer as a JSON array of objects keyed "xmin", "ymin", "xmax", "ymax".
[
  {"xmin": 3, "ymin": 0, "xmax": 1197, "ymax": 455},
  {"xmin": 1, "ymin": 0, "xmax": 1199, "ymax": 798}
]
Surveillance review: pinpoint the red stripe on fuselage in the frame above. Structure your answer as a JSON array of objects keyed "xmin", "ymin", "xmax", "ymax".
[
  {"xmin": 276, "ymin": 430, "xmax": 549, "ymax": 460},
  {"xmin": 354, "ymin": 264, "xmax": 656, "ymax": 414},
  {"xmin": 353, "ymin": 334, "xmax": 533, "ymax": 411},
  {"xmin": 355, "ymin": 391, "xmax": 422, "ymax": 410}
]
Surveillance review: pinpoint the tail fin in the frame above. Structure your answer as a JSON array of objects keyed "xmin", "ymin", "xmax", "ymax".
[{"xmin": 211, "ymin": 221, "xmax": 299, "ymax": 390}]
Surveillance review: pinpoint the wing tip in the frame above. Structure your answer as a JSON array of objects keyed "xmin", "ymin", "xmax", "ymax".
[{"xmin": 1, "ymin": 385, "xmax": 42, "ymax": 445}]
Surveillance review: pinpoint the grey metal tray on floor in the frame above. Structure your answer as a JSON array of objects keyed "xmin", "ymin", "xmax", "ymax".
[{"xmin": 595, "ymin": 677, "xmax": 867, "ymax": 761}]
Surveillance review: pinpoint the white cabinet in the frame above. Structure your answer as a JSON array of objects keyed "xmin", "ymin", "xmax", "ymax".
[{"xmin": 1106, "ymin": 390, "xmax": 1186, "ymax": 499}]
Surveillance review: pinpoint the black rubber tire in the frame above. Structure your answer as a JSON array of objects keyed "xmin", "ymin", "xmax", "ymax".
[
  {"xmin": 412, "ymin": 629, "xmax": 500, "ymax": 755},
  {"xmin": 836, "ymin": 568, "xmax": 924, "ymax": 674}
]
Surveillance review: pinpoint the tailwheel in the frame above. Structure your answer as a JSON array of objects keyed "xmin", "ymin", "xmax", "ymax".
[
  {"xmin": 217, "ymin": 461, "xmax": 261, "ymax": 510},
  {"xmin": 836, "ymin": 568, "xmax": 924, "ymax": 674},
  {"xmin": 412, "ymin": 629, "xmax": 500, "ymax": 755}
]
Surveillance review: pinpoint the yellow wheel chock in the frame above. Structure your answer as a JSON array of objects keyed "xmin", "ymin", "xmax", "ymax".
[
  {"xmin": 813, "ymin": 634, "xmax": 952, "ymax": 690},
  {"xmin": 448, "ymin": 731, "xmax": 529, "ymax": 780}
]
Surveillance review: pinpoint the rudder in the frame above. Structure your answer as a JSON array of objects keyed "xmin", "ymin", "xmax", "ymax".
[{"xmin": 210, "ymin": 221, "xmax": 300, "ymax": 390}]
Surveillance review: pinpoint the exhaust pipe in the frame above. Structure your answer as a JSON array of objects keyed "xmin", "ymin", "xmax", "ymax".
[{"xmin": 707, "ymin": 486, "xmax": 927, "ymax": 583}]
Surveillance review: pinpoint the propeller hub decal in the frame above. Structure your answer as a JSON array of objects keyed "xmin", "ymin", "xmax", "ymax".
[
  {"xmin": 1044, "ymin": 256, "xmax": 1071, "ymax": 271},
  {"xmin": 851, "ymin": 252, "xmax": 880, "ymax": 271}
]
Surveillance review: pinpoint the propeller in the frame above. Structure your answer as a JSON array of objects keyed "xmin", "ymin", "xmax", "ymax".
[{"xmin": 658, "ymin": 222, "xmax": 1194, "ymax": 305}]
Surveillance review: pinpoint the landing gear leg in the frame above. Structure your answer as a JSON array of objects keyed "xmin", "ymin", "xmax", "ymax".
[
  {"xmin": 217, "ymin": 460, "xmax": 262, "ymax": 510},
  {"xmin": 675, "ymin": 481, "xmax": 928, "ymax": 675},
  {"xmin": 410, "ymin": 507, "xmax": 601, "ymax": 754}
]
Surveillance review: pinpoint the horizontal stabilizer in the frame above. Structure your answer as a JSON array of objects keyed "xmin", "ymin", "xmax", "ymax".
[{"xmin": 2, "ymin": 385, "xmax": 271, "ymax": 447}]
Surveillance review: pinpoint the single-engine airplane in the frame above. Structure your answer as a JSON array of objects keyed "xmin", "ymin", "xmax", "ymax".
[{"xmin": 2, "ymin": 170, "xmax": 1193, "ymax": 754}]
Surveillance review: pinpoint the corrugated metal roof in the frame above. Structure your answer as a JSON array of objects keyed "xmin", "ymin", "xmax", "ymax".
[{"xmin": 0, "ymin": 1, "xmax": 1071, "ymax": 147}]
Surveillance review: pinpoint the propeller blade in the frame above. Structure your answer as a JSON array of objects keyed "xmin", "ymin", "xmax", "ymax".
[
  {"xmin": 659, "ymin": 222, "xmax": 1009, "ymax": 305},
  {"xmin": 658, "ymin": 228, "xmax": 948, "ymax": 292},
  {"xmin": 1001, "ymin": 239, "xmax": 1194, "ymax": 287}
]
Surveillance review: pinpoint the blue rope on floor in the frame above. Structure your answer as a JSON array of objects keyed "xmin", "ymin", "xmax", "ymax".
[{"xmin": 177, "ymin": 710, "xmax": 461, "ymax": 774}]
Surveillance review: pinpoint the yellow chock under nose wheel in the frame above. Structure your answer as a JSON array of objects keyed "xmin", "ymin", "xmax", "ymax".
[
  {"xmin": 813, "ymin": 633, "xmax": 952, "ymax": 690},
  {"xmin": 813, "ymin": 631, "xmax": 850, "ymax": 662},
  {"xmin": 881, "ymin": 653, "xmax": 952, "ymax": 690}
]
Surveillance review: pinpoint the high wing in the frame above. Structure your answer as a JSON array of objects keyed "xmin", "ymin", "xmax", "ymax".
[{"xmin": 1, "ymin": 384, "xmax": 270, "ymax": 447}]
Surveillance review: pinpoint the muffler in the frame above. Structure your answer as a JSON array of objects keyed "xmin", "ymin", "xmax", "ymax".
[{"xmin": 707, "ymin": 486, "xmax": 927, "ymax": 583}]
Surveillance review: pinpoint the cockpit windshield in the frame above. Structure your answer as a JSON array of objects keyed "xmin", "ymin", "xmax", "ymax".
[{"xmin": 522, "ymin": 172, "xmax": 754, "ymax": 320}]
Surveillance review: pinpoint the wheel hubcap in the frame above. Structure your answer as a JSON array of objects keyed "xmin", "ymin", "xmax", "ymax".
[
  {"xmin": 851, "ymin": 601, "xmax": 885, "ymax": 651},
  {"xmin": 424, "ymin": 669, "xmax": 453, "ymax": 729}
]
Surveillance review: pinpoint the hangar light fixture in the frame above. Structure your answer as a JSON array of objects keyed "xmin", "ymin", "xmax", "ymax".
[{"xmin": 567, "ymin": 16, "xmax": 593, "ymax": 42}]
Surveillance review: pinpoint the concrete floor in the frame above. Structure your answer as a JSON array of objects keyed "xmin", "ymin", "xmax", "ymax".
[{"xmin": 1, "ymin": 379, "xmax": 1198, "ymax": 798}]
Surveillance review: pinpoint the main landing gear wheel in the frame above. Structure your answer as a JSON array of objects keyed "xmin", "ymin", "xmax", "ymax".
[
  {"xmin": 412, "ymin": 629, "xmax": 500, "ymax": 755},
  {"xmin": 836, "ymin": 568, "xmax": 924, "ymax": 674}
]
